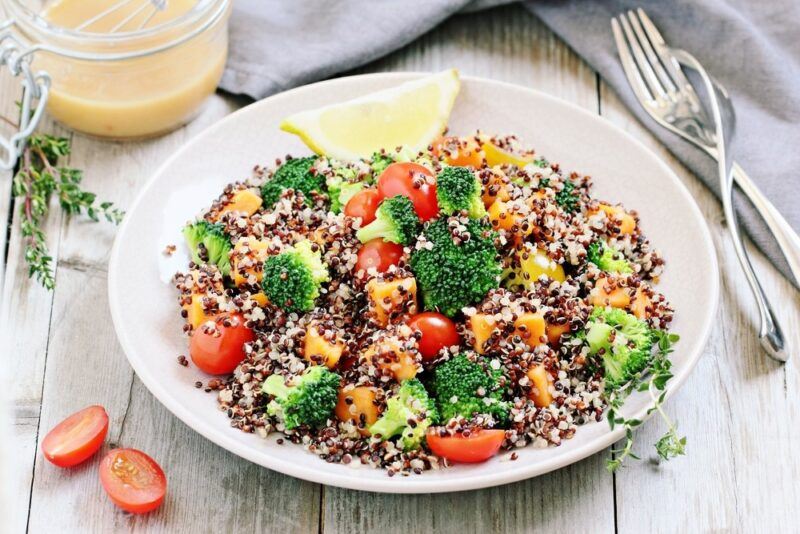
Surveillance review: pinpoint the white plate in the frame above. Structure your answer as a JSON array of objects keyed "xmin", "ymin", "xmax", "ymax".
[{"xmin": 108, "ymin": 73, "xmax": 719, "ymax": 493}]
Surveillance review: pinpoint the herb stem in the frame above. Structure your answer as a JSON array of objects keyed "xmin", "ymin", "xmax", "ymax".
[{"xmin": 11, "ymin": 133, "xmax": 124, "ymax": 290}]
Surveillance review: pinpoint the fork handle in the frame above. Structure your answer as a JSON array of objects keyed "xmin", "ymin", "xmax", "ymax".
[
  {"xmin": 732, "ymin": 162, "xmax": 800, "ymax": 287},
  {"xmin": 722, "ymin": 173, "xmax": 787, "ymax": 361}
]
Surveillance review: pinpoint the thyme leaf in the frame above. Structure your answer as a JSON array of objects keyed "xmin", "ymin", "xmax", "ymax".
[
  {"xmin": 605, "ymin": 330, "xmax": 685, "ymax": 472},
  {"xmin": 10, "ymin": 132, "xmax": 124, "ymax": 290}
]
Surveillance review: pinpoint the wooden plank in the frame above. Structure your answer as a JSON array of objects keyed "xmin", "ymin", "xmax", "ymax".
[
  {"xmin": 2, "ymin": 121, "xmax": 68, "ymax": 534},
  {"xmin": 600, "ymin": 83, "xmax": 800, "ymax": 532},
  {"xmin": 21, "ymin": 92, "xmax": 321, "ymax": 533},
  {"xmin": 0, "ymin": 67, "xmax": 21, "ymax": 531},
  {"xmin": 26, "ymin": 259, "xmax": 319, "ymax": 533},
  {"xmin": 325, "ymin": 5, "xmax": 614, "ymax": 534},
  {"xmin": 324, "ymin": 454, "xmax": 613, "ymax": 534}
]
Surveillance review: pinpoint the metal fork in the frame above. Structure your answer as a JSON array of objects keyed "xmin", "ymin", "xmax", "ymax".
[{"xmin": 612, "ymin": 9, "xmax": 789, "ymax": 362}]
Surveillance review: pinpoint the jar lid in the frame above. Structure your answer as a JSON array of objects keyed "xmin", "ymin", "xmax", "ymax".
[{"xmin": 3, "ymin": 0, "xmax": 230, "ymax": 61}]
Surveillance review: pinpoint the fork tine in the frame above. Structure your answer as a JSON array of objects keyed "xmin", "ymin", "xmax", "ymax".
[
  {"xmin": 635, "ymin": 9, "xmax": 705, "ymax": 113},
  {"xmin": 626, "ymin": 11, "xmax": 676, "ymax": 93},
  {"xmin": 611, "ymin": 18, "xmax": 656, "ymax": 104},
  {"xmin": 635, "ymin": 9, "xmax": 692, "ymax": 92},
  {"xmin": 618, "ymin": 13, "xmax": 668, "ymax": 101}
]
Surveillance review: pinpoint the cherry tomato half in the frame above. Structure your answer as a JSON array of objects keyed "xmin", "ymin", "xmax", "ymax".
[
  {"xmin": 99, "ymin": 448, "xmax": 167, "ymax": 514},
  {"xmin": 356, "ymin": 239, "xmax": 404, "ymax": 274},
  {"xmin": 344, "ymin": 188, "xmax": 381, "ymax": 225},
  {"xmin": 41, "ymin": 405, "xmax": 109, "ymax": 468},
  {"xmin": 407, "ymin": 312, "xmax": 460, "ymax": 361},
  {"xmin": 190, "ymin": 312, "xmax": 254, "ymax": 375},
  {"xmin": 376, "ymin": 162, "xmax": 439, "ymax": 222},
  {"xmin": 426, "ymin": 429, "xmax": 506, "ymax": 463}
]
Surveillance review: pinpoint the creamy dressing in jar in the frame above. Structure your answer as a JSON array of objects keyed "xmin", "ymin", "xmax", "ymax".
[{"xmin": 4, "ymin": 0, "xmax": 231, "ymax": 138}]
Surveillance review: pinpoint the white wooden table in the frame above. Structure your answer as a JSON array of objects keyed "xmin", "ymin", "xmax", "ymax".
[{"xmin": 4, "ymin": 5, "xmax": 799, "ymax": 533}]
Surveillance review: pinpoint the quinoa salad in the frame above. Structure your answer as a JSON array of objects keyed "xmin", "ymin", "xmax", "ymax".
[{"xmin": 173, "ymin": 133, "xmax": 676, "ymax": 476}]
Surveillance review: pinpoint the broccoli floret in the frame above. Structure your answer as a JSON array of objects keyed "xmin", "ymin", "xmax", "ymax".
[
  {"xmin": 584, "ymin": 307, "xmax": 654, "ymax": 390},
  {"xmin": 555, "ymin": 179, "xmax": 580, "ymax": 213},
  {"xmin": 409, "ymin": 217, "xmax": 501, "ymax": 317},
  {"xmin": 262, "ymin": 240, "xmax": 329, "ymax": 312},
  {"xmin": 325, "ymin": 164, "xmax": 366, "ymax": 213},
  {"xmin": 436, "ymin": 166, "xmax": 487, "ymax": 219},
  {"xmin": 182, "ymin": 220, "xmax": 231, "ymax": 276},
  {"xmin": 431, "ymin": 354, "xmax": 509, "ymax": 424},
  {"xmin": 369, "ymin": 379, "xmax": 438, "ymax": 450},
  {"xmin": 261, "ymin": 157, "xmax": 324, "ymax": 207},
  {"xmin": 587, "ymin": 241, "xmax": 632, "ymax": 273},
  {"xmin": 356, "ymin": 195, "xmax": 421, "ymax": 245},
  {"xmin": 262, "ymin": 366, "xmax": 341, "ymax": 429},
  {"xmin": 326, "ymin": 175, "xmax": 362, "ymax": 213},
  {"xmin": 370, "ymin": 151, "xmax": 395, "ymax": 177},
  {"xmin": 536, "ymin": 174, "xmax": 580, "ymax": 213}
]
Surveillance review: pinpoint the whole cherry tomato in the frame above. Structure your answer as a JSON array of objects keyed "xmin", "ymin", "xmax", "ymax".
[
  {"xmin": 376, "ymin": 162, "xmax": 439, "ymax": 221},
  {"xmin": 344, "ymin": 188, "xmax": 381, "ymax": 225},
  {"xmin": 356, "ymin": 239, "xmax": 404, "ymax": 274},
  {"xmin": 190, "ymin": 312, "xmax": 254, "ymax": 374},
  {"xmin": 426, "ymin": 429, "xmax": 506, "ymax": 463},
  {"xmin": 407, "ymin": 312, "xmax": 460, "ymax": 361},
  {"xmin": 99, "ymin": 448, "xmax": 167, "ymax": 514},
  {"xmin": 41, "ymin": 405, "xmax": 109, "ymax": 468}
]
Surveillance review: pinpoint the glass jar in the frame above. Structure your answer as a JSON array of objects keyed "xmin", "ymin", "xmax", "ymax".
[{"xmin": 0, "ymin": 0, "xmax": 231, "ymax": 144}]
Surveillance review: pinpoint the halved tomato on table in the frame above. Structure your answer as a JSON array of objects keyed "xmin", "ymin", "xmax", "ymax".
[
  {"xmin": 99, "ymin": 448, "xmax": 167, "ymax": 514},
  {"xmin": 376, "ymin": 162, "xmax": 439, "ymax": 221},
  {"xmin": 426, "ymin": 429, "xmax": 506, "ymax": 463},
  {"xmin": 189, "ymin": 312, "xmax": 254, "ymax": 375},
  {"xmin": 41, "ymin": 405, "xmax": 109, "ymax": 468}
]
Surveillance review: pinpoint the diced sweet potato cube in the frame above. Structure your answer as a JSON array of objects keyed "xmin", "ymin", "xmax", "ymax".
[
  {"xmin": 589, "ymin": 278, "xmax": 631, "ymax": 308},
  {"xmin": 433, "ymin": 136, "xmax": 485, "ymax": 168},
  {"xmin": 481, "ymin": 168, "xmax": 511, "ymax": 207},
  {"xmin": 250, "ymin": 292, "xmax": 269, "ymax": 307},
  {"xmin": 363, "ymin": 339, "xmax": 419, "ymax": 381},
  {"xmin": 367, "ymin": 277, "xmax": 417, "ymax": 327},
  {"xmin": 231, "ymin": 236, "xmax": 270, "ymax": 286},
  {"xmin": 631, "ymin": 288, "xmax": 651, "ymax": 319},
  {"xmin": 184, "ymin": 294, "xmax": 213, "ymax": 329},
  {"xmin": 489, "ymin": 201, "xmax": 535, "ymax": 242},
  {"xmin": 488, "ymin": 200, "xmax": 516, "ymax": 232},
  {"xmin": 593, "ymin": 204, "xmax": 636, "ymax": 235},
  {"xmin": 514, "ymin": 313, "xmax": 546, "ymax": 348},
  {"xmin": 469, "ymin": 313, "xmax": 496, "ymax": 354},
  {"xmin": 220, "ymin": 189, "xmax": 262, "ymax": 217},
  {"xmin": 304, "ymin": 324, "xmax": 344, "ymax": 369},
  {"xmin": 335, "ymin": 386, "xmax": 380, "ymax": 436},
  {"xmin": 526, "ymin": 365, "xmax": 554, "ymax": 408},
  {"xmin": 545, "ymin": 321, "xmax": 571, "ymax": 345}
]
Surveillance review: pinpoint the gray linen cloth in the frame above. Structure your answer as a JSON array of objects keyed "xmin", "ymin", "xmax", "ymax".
[{"xmin": 220, "ymin": 0, "xmax": 799, "ymax": 286}]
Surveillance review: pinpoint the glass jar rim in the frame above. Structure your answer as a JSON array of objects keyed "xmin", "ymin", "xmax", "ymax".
[{"xmin": 4, "ymin": 0, "xmax": 230, "ymax": 60}]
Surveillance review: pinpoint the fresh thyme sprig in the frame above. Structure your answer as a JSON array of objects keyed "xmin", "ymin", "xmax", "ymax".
[
  {"xmin": 605, "ymin": 331, "xmax": 685, "ymax": 472},
  {"xmin": 10, "ymin": 132, "xmax": 124, "ymax": 290}
]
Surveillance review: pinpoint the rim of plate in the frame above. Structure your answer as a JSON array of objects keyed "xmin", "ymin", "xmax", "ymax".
[{"xmin": 108, "ymin": 72, "xmax": 719, "ymax": 493}]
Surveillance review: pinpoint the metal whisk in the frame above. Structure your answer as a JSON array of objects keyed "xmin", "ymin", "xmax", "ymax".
[{"xmin": 74, "ymin": 0, "xmax": 168, "ymax": 33}]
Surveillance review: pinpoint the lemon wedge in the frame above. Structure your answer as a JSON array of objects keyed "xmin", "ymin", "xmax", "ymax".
[{"xmin": 280, "ymin": 69, "xmax": 460, "ymax": 160}]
